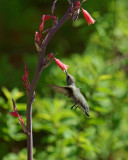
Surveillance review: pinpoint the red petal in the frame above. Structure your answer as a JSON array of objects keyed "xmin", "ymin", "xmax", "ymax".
[
  {"xmin": 22, "ymin": 62, "xmax": 29, "ymax": 90},
  {"xmin": 35, "ymin": 31, "xmax": 41, "ymax": 42},
  {"xmin": 76, "ymin": 1, "xmax": 81, "ymax": 6},
  {"xmin": 22, "ymin": 75, "xmax": 27, "ymax": 82},
  {"xmin": 74, "ymin": 6, "xmax": 80, "ymax": 10},
  {"xmin": 18, "ymin": 115, "xmax": 24, "ymax": 124},
  {"xmin": 52, "ymin": 16, "xmax": 57, "ymax": 22},
  {"xmin": 12, "ymin": 99, "xmax": 18, "ymax": 113},
  {"xmin": 48, "ymin": 53, "xmax": 54, "ymax": 58},
  {"xmin": 43, "ymin": 15, "xmax": 51, "ymax": 21},
  {"xmin": 10, "ymin": 111, "xmax": 19, "ymax": 117},
  {"xmin": 39, "ymin": 22, "xmax": 44, "ymax": 33},
  {"xmin": 25, "ymin": 62, "xmax": 28, "ymax": 77}
]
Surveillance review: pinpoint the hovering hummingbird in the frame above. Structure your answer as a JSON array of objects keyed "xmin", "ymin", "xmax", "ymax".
[{"xmin": 49, "ymin": 72, "xmax": 89, "ymax": 117}]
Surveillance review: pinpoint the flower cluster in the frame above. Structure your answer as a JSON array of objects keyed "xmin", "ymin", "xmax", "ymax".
[
  {"xmin": 10, "ymin": 99, "xmax": 29, "ymax": 134},
  {"xmin": 46, "ymin": 52, "xmax": 54, "ymax": 62},
  {"xmin": 44, "ymin": 52, "xmax": 69, "ymax": 72},
  {"xmin": 35, "ymin": 14, "xmax": 57, "ymax": 43},
  {"xmin": 22, "ymin": 62, "xmax": 29, "ymax": 91},
  {"xmin": 35, "ymin": 0, "xmax": 95, "ymax": 43},
  {"xmin": 74, "ymin": 0, "xmax": 96, "ymax": 25},
  {"xmin": 10, "ymin": 99, "xmax": 23, "ymax": 122},
  {"xmin": 41, "ymin": 53, "xmax": 54, "ymax": 71}
]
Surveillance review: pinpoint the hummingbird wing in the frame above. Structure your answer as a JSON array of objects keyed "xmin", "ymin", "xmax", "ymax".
[{"xmin": 48, "ymin": 84, "xmax": 73, "ymax": 98}]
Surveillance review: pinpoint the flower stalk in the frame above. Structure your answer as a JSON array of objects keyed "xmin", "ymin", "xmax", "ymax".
[
  {"xmin": 26, "ymin": 4, "xmax": 72, "ymax": 160},
  {"xmin": 10, "ymin": 1, "xmax": 96, "ymax": 160}
]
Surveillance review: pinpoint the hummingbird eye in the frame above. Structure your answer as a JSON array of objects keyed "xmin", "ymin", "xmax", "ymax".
[
  {"xmin": 66, "ymin": 76, "xmax": 71, "ymax": 85},
  {"xmin": 67, "ymin": 76, "xmax": 70, "ymax": 81},
  {"xmin": 66, "ymin": 73, "xmax": 75, "ymax": 86}
]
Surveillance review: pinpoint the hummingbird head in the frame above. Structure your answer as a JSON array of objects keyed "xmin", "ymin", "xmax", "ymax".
[{"xmin": 66, "ymin": 72, "xmax": 75, "ymax": 86}]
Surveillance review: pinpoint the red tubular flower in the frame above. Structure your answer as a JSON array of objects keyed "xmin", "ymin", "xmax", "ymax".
[
  {"xmin": 43, "ymin": 15, "xmax": 52, "ymax": 21},
  {"xmin": 18, "ymin": 115, "xmax": 24, "ymax": 124},
  {"xmin": 10, "ymin": 111, "xmax": 19, "ymax": 117},
  {"xmin": 81, "ymin": 8, "xmax": 96, "ymax": 25},
  {"xmin": 42, "ymin": 15, "xmax": 56, "ymax": 24},
  {"xmin": 74, "ymin": 6, "xmax": 80, "ymax": 10},
  {"xmin": 22, "ymin": 62, "xmax": 29, "ymax": 91},
  {"xmin": 76, "ymin": 1, "xmax": 81, "ymax": 6},
  {"xmin": 10, "ymin": 99, "xmax": 19, "ymax": 117},
  {"xmin": 36, "ymin": 14, "xmax": 52, "ymax": 42},
  {"xmin": 24, "ymin": 62, "xmax": 28, "ymax": 77},
  {"xmin": 12, "ymin": 98, "xmax": 17, "ymax": 112},
  {"xmin": 10, "ymin": 99, "xmax": 18, "ymax": 116},
  {"xmin": 52, "ymin": 16, "xmax": 57, "ymax": 24},
  {"xmin": 10, "ymin": 99, "xmax": 24, "ymax": 124},
  {"xmin": 39, "ymin": 21, "xmax": 44, "ymax": 33},
  {"xmin": 44, "ymin": 53, "xmax": 54, "ymax": 65},
  {"xmin": 74, "ymin": 0, "xmax": 86, "ymax": 10},
  {"xmin": 35, "ymin": 31, "xmax": 41, "ymax": 42},
  {"xmin": 54, "ymin": 58, "xmax": 69, "ymax": 72},
  {"xmin": 40, "ymin": 15, "xmax": 51, "ymax": 33},
  {"xmin": 74, "ymin": 1, "xmax": 81, "ymax": 11},
  {"xmin": 10, "ymin": 99, "xmax": 29, "ymax": 134},
  {"xmin": 48, "ymin": 52, "xmax": 54, "ymax": 59}
]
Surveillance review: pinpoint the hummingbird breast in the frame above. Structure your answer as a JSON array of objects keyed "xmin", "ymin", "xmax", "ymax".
[
  {"xmin": 71, "ymin": 85, "xmax": 89, "ymax": 114},
  {"xmin": 71, "ymin": 86, "xmax": 85, "ymax": 104}
]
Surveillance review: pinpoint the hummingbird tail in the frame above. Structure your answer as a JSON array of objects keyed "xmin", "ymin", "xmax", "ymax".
[{"xmin": 84, "ymin": 111, "xmax": 89, "ymax": 117}]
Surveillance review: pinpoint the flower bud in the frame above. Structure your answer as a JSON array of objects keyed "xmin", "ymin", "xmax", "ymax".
[
  {"xmin": 76, "ymin": 1, "xmax": 81, "ymax": 6},
  {"xmin": 10, "ymin": 111, "xmax": 19, "ymax": 117},
  {"xmin": 35, "ymin": 31, "xmax": 41, "ymax": 42},
  {"xmin": 42, "ymin": 15, "xmax": 51, "ymax": 21},
  {"xmin": 48, "ymin": 53, "xmax": 54, "ymax": 59},
  {"xmin": 39, "ymin": 21, "xmax": 44, "ymax": 33}
]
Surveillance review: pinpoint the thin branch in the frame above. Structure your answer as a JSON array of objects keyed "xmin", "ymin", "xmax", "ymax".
[
  {"xmin": 26, "ymin": 4, "xmax": 72, "ymax": 160},
  {"xmin": 42, "ymin": 6, "xmax": 71, "ymax": 49},
  {"xmin": 27, "ymin": 103, "xmax": 33, "ymax": 160}
]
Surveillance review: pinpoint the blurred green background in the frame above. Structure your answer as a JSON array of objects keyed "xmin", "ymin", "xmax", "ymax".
[{"xmin": 0, "ymin": 0, "xmax": 128, "ymax": 159}]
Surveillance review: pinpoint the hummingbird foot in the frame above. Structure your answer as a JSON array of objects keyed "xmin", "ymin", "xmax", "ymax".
[
  {"xmin": 75, "ymin": 106, "xmax": 79, "ymax": 110},
  {"xmin": 71, "ymin": 104, "xmax": 76, "ymax": 109}
]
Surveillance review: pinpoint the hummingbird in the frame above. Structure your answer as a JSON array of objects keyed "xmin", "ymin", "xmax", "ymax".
[{"xmin": 49, "ymin": 72, "xmax": 89, "ymax": 117}]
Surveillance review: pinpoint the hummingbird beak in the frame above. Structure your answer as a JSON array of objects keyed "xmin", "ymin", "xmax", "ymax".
[
  {"xmin": 65, "ymin": 70, "xmax": 68, "ymax": 75},
  {"xmin": 65, "ymin": 70, "xmax": 70, "ymax": 77}
]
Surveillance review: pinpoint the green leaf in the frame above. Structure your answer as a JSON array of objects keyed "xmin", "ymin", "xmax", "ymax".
[
  {"xmin": 93, "ymin": 106, "xmax": 108, "ymax": 113},
  {"xmin": 0, "ymin": 96, "xmax": 5, "ymax": 106},
  {"xmin": 99, "ymin": 75, "xmax": 112, "ymax": 80},
  {"xmin": 11, "ymin": 88, "xmax": 24, "ymax": 100},
  {"xmin": 17, "ymin": 103, "xmax": 26, "ymax": 111},
  {"xmin": 2, "ymin": 87, "xmax": 11, "ymax": 100},
  {"xmin": 2, "ymin": 153, "xmax": 18, "ymax": 160}
]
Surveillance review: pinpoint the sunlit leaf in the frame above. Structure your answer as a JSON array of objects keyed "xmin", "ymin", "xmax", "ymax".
[
  {"xmin": 11, "ymin": 88, "xmax": 24, "ymax": 100},
  {"xmin": 2, "ymin": 87, "xmax": 11, "ymax": 100},
  {"xmin": 99, "ymin": 75, "xmax": 112, "ymax": 80}
]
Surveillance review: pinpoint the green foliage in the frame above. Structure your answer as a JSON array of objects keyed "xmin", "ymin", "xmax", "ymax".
[
  {"xmin": 0, "ymin": 0, "xmax": 128, "ymax": 159},
  {"xmin": 1, "ymin": 50, "xmax": 128, "ymax": 159}
]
